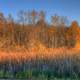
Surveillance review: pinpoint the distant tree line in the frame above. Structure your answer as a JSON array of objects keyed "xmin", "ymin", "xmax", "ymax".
[{"xmin": 0, "ymin": 10, "xmax": 79, "ymax": 49}]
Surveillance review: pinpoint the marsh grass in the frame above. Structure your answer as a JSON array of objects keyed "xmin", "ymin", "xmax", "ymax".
[{"xmin": 0, "ymin": 48, "xmax": 79, "ymax": 79}]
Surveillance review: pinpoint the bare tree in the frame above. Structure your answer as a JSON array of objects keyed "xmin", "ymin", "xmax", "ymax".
[
  {"xmin": 51, "ymin": 14, "xmax": 69, "ymax": 47},
  {"xmin": 17, "ymin": 10, "xmax": 28, "ymax": 25},
  {"xmin": 39, "ymin": 10, "xmax": 45, "ymax": 21},
  {"xmin": 7, "ymin": 13, "xmax": 15, "ymax": 45},
  {"xmin": 51, "ymin": 14, "xmax": 60, "ymax": 27},
  {"xmin": 0, "ymin": 12, "xmax": 6, "ymax": 37},
  {"xmin": 31, "ymin": 10, "xmax": 38, "ymax": 25},
  {"xmin": 38, "ymin": 10, "xmax": 46, "ymax": 26}
]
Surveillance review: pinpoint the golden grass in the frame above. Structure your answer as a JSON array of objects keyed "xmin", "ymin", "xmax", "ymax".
[{"xmin": 0, "ymin": 47, "xmax": 80, "ymax": 63}]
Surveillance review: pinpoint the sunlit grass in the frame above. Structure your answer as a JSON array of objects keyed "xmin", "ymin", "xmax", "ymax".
[{"xmin": 0, "ymin": 47, "xmax": 80, "ymax": 79}]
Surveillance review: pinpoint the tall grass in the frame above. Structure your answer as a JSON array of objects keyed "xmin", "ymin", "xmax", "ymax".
[{"xmin": 0, "ymin": 48, "xmax": 80, "ymax": 79}]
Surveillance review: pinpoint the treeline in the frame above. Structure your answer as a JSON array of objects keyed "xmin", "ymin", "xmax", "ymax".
[{"xmin": 0, "ymin": 10, "xmax": 79, "ymax": 49}]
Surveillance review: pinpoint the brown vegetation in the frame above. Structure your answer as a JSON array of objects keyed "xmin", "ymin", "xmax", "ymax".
[{"xmin": 0, "ymin": 10, "xmax": 80, "ymax": 51}]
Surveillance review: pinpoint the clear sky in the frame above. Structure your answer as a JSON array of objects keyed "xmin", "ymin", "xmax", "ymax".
[{"xmin": 0, "ymin": 0, "xmax": 80, "ymax": 24}]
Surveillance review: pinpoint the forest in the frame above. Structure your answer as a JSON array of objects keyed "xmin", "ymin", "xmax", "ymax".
[{"xmin": 0, "ymin": 10, "xmax": 79, "ymax": 50}]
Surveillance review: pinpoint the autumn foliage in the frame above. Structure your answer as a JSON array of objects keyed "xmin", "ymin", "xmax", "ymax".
[{"xmin": 0, "ymin": 10, "xmax": 79, "ymax": 51}]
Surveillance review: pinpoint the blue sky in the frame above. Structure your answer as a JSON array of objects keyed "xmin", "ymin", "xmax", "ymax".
[{"xmin": 0, "ymin": 0, "xmax": 80, "ymax": 24}]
